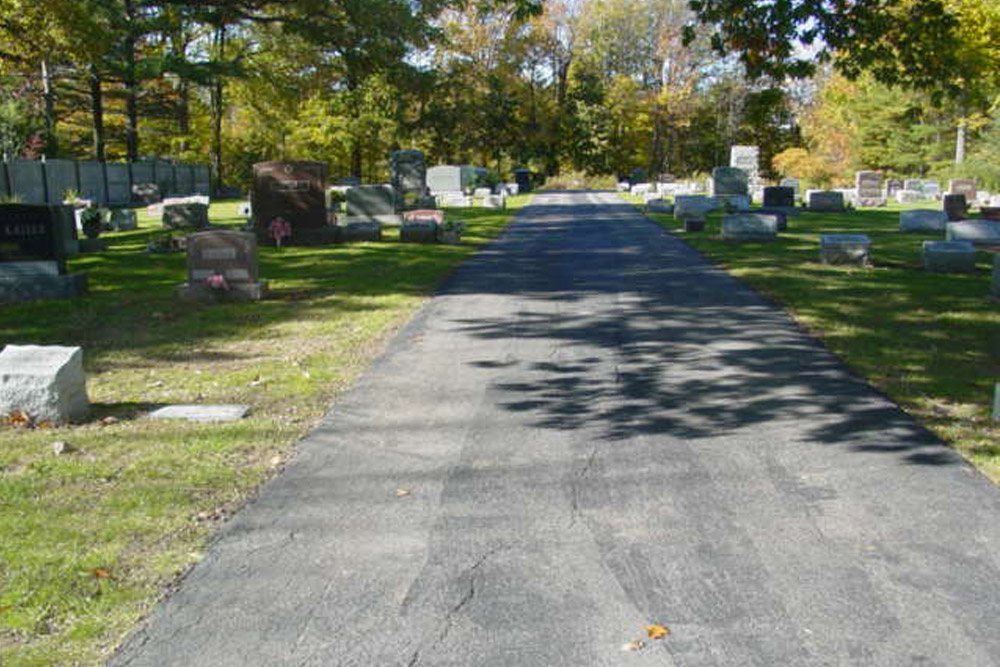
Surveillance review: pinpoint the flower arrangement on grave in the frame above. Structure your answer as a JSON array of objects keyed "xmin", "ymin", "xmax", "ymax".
[
  {"xmin": 204, "ymin": 271, "xmax": 230, "ymax": 291},
  {"xmin": 79, "ymin": 205, "xmax": 103, "ymax": 239},
  {"xmin": 269, "ymin": 217, "xmax": 292, "ymax": 249}
]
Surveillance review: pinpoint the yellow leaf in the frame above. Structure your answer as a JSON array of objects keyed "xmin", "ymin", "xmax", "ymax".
[
  {"xmin": 93, "ymin": 568, "xmax": 114, "ymax": 580},
  {"xmin": 646, "ymin": 624, "xmax": 670, "ymax": 639}
]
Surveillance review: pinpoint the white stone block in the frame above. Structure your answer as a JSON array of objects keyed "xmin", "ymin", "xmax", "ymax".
[
  {"xmin": 923, "ymin": 241, "xmax": 976, "ymax": 272},
  {"xmin": 946, "ymin": 221, "xmax": 1000, "ymax": 246},
  {"xmin": 0, "ymin": 345, "xmax": 89, "ymax": 424},
  {"xmin": 722, "ymin": 214, "xmax": 778, "ymax": 241}
]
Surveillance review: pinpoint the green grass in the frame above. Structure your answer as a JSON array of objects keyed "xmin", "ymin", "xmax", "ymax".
[
  {"xmin": 0, "ymin": 196, "xmax": 529, "ymax": 666},
  {"xmin": 633, "ymin": 196, "xmax": 1000, "ymax": 483}
]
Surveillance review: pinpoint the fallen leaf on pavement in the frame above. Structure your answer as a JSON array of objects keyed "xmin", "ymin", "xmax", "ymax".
[
  {"xmin": 646, "ymin": 624, "xmax": 670, "ymax": 639},
  {"xmin": 396, "ymin": 488, "xmax": 412, "ymax": 497},
  {"xmin": 621, "ymin": 640, "xmax": 645, "ymax": 652}
]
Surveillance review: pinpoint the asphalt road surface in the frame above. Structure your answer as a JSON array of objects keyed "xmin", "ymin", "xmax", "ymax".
[{"xmin": 112, "ymin": 191, "xmax": 1000, "ymax": 666}]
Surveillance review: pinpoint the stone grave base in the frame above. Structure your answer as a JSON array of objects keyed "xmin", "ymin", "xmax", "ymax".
[
  {"xmin": 148, "ymin": 404, "xmax": 249, "ymax": 422},
  {"xmin": 177, "ymin": 281, "xmax": 268, "ymax": 303},
  {"xmin": 400, "ymin": 223, "xmax": 438, "ymax": 243},
  {"xmin": 0, "ymin": 273, "xmax": 88, "ymax": 303},
  {"xmin": 78, "ymin": 238, "xmax": 108, "ymax": 253},
  {"xmin": 340, "ymin": 222, "xmax": 382, "ymax": 243},
  {"xmin": 261, "ymin": 226, "xmax": 342, "ymax": 246},
  {"xmin": 343, "ymin": 214, "xmax": 402, "ymax": 227},
  {"xmin": 722, "ymin": 214, "xmax": 778, "ymax": 241},
  {"xmin": 684, "ymin": 219, "xmax": 705, "ymax": 232},
  {"xmin": 756, "ymin": 208, "xmax": 790, "ymax": 230}
]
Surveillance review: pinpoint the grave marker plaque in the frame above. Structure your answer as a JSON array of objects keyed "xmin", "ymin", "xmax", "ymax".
[
  {"xmin": 711, "ymin": 167, "xmax": 748, "ymax": 196},
  {"xmin": 729, "ymin": 146, "xmax": 760, "ymax": 185},
  {"xmin": 0, "ymin": 204, "xmax": 87, "ymax": 301},
  {"xmin": 252, "ymin": 161, "xmax": 330, "ymax": 245}
]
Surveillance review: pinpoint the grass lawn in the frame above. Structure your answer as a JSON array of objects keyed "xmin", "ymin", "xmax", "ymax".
[
  {"xmin": 630, "ymin": 195, "xmax": 1000, "ymax": 483},
  {"xmin": 0, "ymin": 196, "xmax": 529, "ymax": 666}
]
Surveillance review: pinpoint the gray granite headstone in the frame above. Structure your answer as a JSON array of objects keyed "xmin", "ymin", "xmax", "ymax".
[
  {"xmin": 179, "ymin": 229, "xmax": 265, "ymax": 301},
  {"xmin": 44, "ymin": 160, "xmax": 79, "ymax": 204},
  {"xmin": 899, "ymin": 209, "xmax": 947, "ymax": 233},
  {"xmin": 346, "ymin": 185, "xmax": 397, "ymax": 219},
  {"xmin": 427, "ymin": 165, "xmax": 464, "ymax": 194},
  {"xmin": 949, "ymin": 179, "xmax": 976, "ymax": 202},
  {"xmin": 946, "ymin": 220, "xmax": 1000, "ymax": 246},
  {"xmin": 163, "ymin": 202, "xmax": 209, "ymax": 230},
  {"xmin": 77, "ymin": 162, "xmax": 107, "ymax": 204},
  {"xmin": 721, "ymin": 213, "xmax": 779, "ymax": 241},
  {"xmin": 711, "ymin": 167, "xmax": 748, "ymax": 196},
  {"xmin": 729, "ymin": 145, "xmax": 760, "ymax": 185},
  {"xmin": 820, "ymin": 234, "xmax": 871, "ymax": 266},
  {"xmin": 808, "ymin": 191, "xmax": 846, "ymax": 212},
  {"xmin": 8, "ymin": 160, "xmax": 47, "ymax": 204},
  {"xmin": 923, "ymin": 240, "xmax": 976, "ymax": 272},
  {"xmin": 673, "ymin": 195, "xmax": 720, "ymax": 221}
]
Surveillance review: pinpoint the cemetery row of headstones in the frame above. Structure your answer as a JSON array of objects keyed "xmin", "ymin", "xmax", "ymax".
[{"xmin": 0, "ymin": 159, "xmax": 210, "ymax": 207}]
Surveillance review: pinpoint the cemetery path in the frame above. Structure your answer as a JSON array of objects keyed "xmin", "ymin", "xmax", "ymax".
[{"xmin": 111, "ymin": 191, "xmax": 1000, "ymax": 667}]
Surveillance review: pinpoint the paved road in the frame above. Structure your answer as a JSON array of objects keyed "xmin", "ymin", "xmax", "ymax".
[{"xmin": 113, "ymin": 192, "xmax": 1000, "ymax": 666}]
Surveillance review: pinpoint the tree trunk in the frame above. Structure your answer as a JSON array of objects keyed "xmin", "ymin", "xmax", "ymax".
[
  {"xmin": 41, "ymin": 60, "xmax": 57, "ymax": 156},
  {"xmin": 210, "ymin": 24, "xmax": 227, "ymax": 194},
  {"xmin": 123, "ymin": 0, "xmax": 139, "ymax": 161},
  {"xmin": 177, "ymin": 78, "xmax": 190, "ymax": 151},
  {"xmin": 89, "ymin": 64, "xmax": 106, "ymax": 161}
]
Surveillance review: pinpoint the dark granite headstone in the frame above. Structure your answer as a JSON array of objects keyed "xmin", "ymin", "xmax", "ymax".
[
  {"xmin": 762, "ymin": 186, "xmax": 795, "ymax": 208},
  {"xmin": 513, "ymin": 169, "xmax": 532, "ymax": 193},
  {"xmin": 252, "ymin": 161, "xmax": 330, "ymax": 245},
  {"xmin": 0, "ymin": 204, "xmax": 87, "ymax": 301},
  {"xmin": 44, "ymin": 160, "xmax": 79, "ymax": 204},
  {"xmin": 943, "ymin": 193, "xmax": 969, "ymax": 222}
]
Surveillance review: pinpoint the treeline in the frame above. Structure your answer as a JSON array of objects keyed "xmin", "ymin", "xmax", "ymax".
[{"xmin": 1, "ymin": 0, "xmax": 998, "ymax": 190}]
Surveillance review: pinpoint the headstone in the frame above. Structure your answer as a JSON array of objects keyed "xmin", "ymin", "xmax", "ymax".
[
  {"xmin": 949, "ymin": 179, "xmax": 976, "ymax": 202},
  {"xmin": 756, "ymin": 208, "xmax": 789, "ymax": 231},
  {"xmin": 129, "ymin": 162, "xmax": 156, "ymax": 201},
  {"xmin": 513, "ymin": 169, "xmax": 532, "ymax": 194},
  {"xmin": 481, "ymin": 194, "xmax": 505, "ymax": 209},
  {"xmin": 720, "ymin": 194, "xmax": 751, "ymax": 212},
  {"xmin": 427, "ymin": 165, "xmax": 464, "ymax": 194},
  {"xmin": 762, "ymin": 186, "xmax": 795, "ymax": 209},
  {"xmin": 807, "ymin": 191, "xmax": 846, "ymax": 212},
  {"xmin": 922, "ymin": 240, "xmax": 976, "ymax": 273},
  {"xmin": 44, "ymin": 160, "xmax": 79, "ymax": 205},
  {"xmin": 502, "ymin": 183, "xmax": 519, "ymax": 195},
  {"xmin": 105, "ymin": 163, "xmax": 131, "ymax": 204},
  {"xmin": 252, "ymin": 161, "xmax": 331, "ymax": 244},
  {"xmin": 0, "ymin": 345, "xmax": 89, "ymax": 424},
  {"xmin": 345, "ymin": 185, "xmax": 400, "ymax": 225},
  {"xmin": 923, "ymin": 180, "xmax": 942, "ymax": 199},
  {"xmin": 178, "ymin": 229, "xmax": 266, "ymax": 301},
  {"xmin": 904, "ymin": 179, "xmax": 923, "ymax": 192},
  {"xmin": 163, "ymin": 202, "xmax": 209, "ymax": 230},
  {"xmin": 400, "ymin": 209, "xmax": 442, "ymax": 243},
  {"xmin": 946, "ymin": 220, "xmax": 1000, "ymax": 246},
  {"xmin": 340, "ymin": 221, "xmax": 382, "ymax": 242},
  {"xmin": 474, "ymin": 187, "xmax": 494, "ymax": 198},
  {"xmin": 943, "ymin": 194, "xmax": 968, "ymax": 221},
  {"xmin": 779, "ymin": 177, "xmax": 800, "ymax": 197},
  {"xmin": 645, "ymin": 199, "xmax": 673, "ymax": 214},
  {"xmin": 106, "ymin": 209, "xmax": 138, "ymax": 231},
  {"xmin": 820, "ymin": 234, "xmax": 871, "ymax": 266},
  {"xmin": 8, "ymin": 160, "xmax": 47, "ymax": 204},
  {"xmin": 438, "ymin": 193, "xmax": 472, "ymax": 208},
  {"xmin": 855, "ymin": 171, "xmax": 885, "ymax": 207},
  {"xmin": 729, "ymin": 146, "xmax": 760, "ymax": 187},
  {"xmin": 674, "ymin": 195, "xmax": 720, "ymax": 222},
  {"xmin": 390, "ymin": 149, "xmax": 427, "ymax": 206},
  {"xmin": 630, "ymin": 183, "xmax": 654, "ymax": 196},
  {"xmin": 711, "ymin": 167, "xmax": 748, "ymax": 196},
  {"xmin": 899, "ymin": 209, "xmax": 948, "ymax": 233},
  {"xmin": 980, "ymin": 206, "xmax": 1000, "ymax": 221},
  {"xmin": 895, "ymin": 190, "xmax": 926, "ymax": 204},
  {"xmin": 148, "ymin": 404, "xmax": 249, "ymax": 422},
  {"xmin": 884, "ymin": 179, "xmax": 903, "ymax": 200},
  {"xmin": 132, "ymin": 182, "xmax": 160, "ymax": 204},
  {"xmin": 616, "ymin": 182, "xmax": 630, "ymax": 192},
  {"xmin": 238, "ymin": 202, "xmax": 252, "ymax": 217},
  {"xmin": 77, "ymin": 161, "xmax": 108, "ymax": 204},
  {"xmin": 193, "ymin": 165, "xmax": 211, "ymax": 195},
  {"xmin": 721, "ymin": 213, "xmax": 779, "ymax": 241},
  {"xmin": 0, "ymin": 204, "xmax": 87, "ymax": 302}
]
